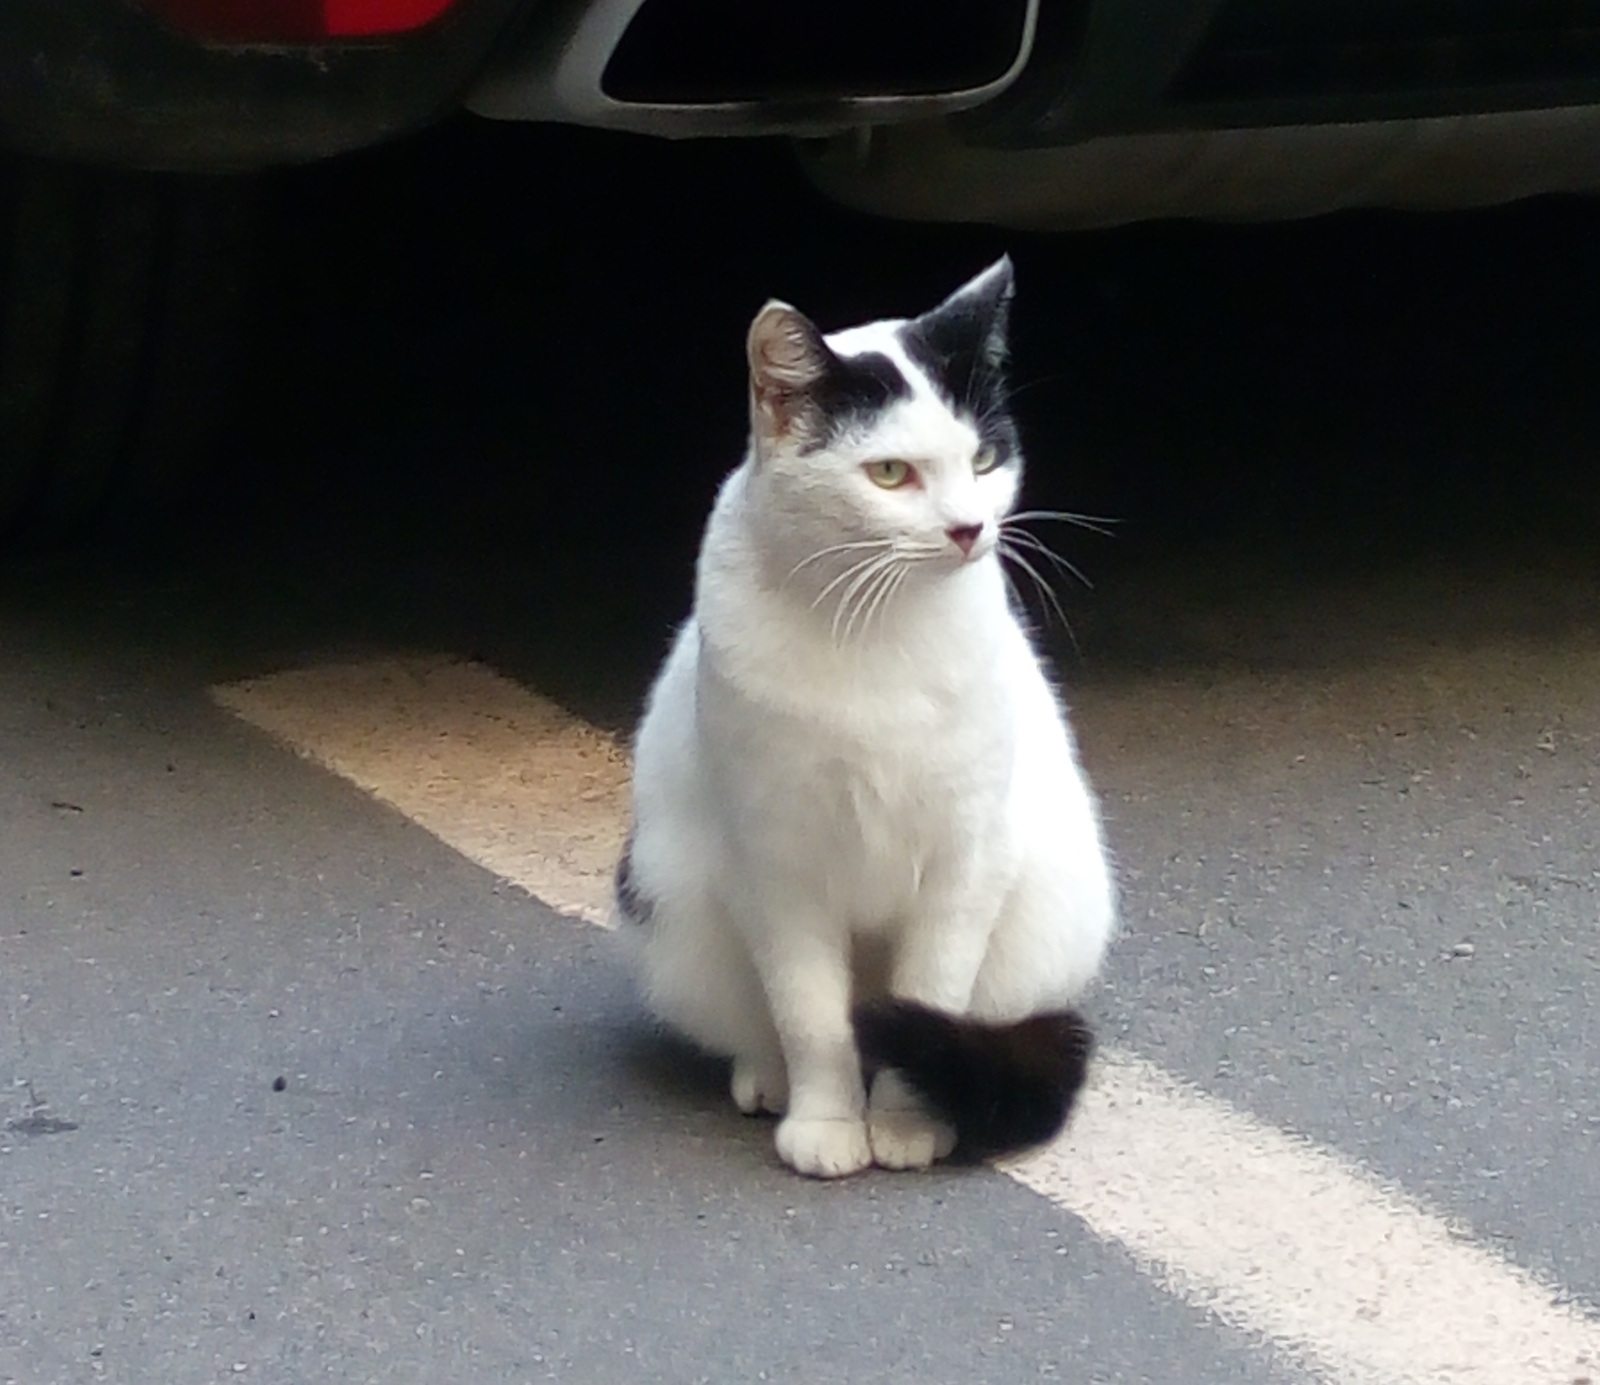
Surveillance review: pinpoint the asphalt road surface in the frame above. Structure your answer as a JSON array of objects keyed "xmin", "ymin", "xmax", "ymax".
[{"xmin": 3, "ymin": 121, "xmax": 1600, "ymax": 1383}]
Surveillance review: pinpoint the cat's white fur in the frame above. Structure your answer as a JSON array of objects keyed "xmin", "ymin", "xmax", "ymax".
[{"xmin": 620, "ymin": 262, "xmax": 1115, "ymax": 1177}]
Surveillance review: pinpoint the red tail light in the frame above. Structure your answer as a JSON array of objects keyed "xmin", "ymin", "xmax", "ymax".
[{"xmin": 142, "ymin": 0, "xmax": 460, "ymax": 42}]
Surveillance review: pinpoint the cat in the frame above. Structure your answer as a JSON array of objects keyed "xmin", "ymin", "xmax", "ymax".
[{"xmin": 614, "ymin": 257, "xmax": 1116, "ymax": 1178}]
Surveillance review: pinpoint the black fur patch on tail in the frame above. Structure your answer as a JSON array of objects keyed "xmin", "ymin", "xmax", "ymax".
[{"xmin": 852, "ymin": 1001, "xmax": 1093, "ymax": 1161}]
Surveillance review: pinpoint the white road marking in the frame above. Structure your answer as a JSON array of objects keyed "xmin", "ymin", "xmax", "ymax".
[
  {"xmin": 213, "ymin": 657, "xmax": 628, "ymax": 924},
  {"xmin": 1003, "ymin": 1056, "xmax": 1599, "ymax": 1385},
  {"xmin": 215, "ymin": 655, "xmax": 1600, "ymax": 1385}
]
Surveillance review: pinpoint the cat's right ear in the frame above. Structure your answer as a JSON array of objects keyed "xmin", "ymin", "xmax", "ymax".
[{"xmin": 747, "ymin": 300, "xmax": 834, "ymax": 453}]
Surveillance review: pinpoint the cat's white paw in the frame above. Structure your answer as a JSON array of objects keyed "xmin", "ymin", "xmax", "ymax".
[
  {"xmin": 730, "ymin": 1056, "xmax": 788, "ymax": 1116},
  {"xmin": 868, "ymin": 1107, "xmax": 958, "ymax": 1170},
  {"xmin": 775, "ymin": 1116, "xmax": 872, "ymax": 1179}
]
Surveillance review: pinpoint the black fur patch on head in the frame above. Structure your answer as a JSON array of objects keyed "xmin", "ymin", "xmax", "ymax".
[
  {"xmin": 853, "ymin": 999, "xmax": 1093, "ymax": 1161},
  {"xmin": 799, "ymin": 349, "xmax": 912, "ymax": 454},
  {"xmin": 899, "ymin": 259, "xmax": 1020, "ymax": 466},
  {"xmin": 613, "ymin": 834, "xmax": 655, "ymax": 927}
]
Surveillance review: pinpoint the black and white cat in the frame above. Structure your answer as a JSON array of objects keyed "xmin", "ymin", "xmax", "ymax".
[{"xmin": 615, "ymin": 259, "xmax": 1115, "ymax": 1177}]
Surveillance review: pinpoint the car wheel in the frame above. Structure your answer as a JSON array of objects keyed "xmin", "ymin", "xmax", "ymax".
[{"xmin": 0, "ymin": 158, "xmax": 257, "ymax": 544}]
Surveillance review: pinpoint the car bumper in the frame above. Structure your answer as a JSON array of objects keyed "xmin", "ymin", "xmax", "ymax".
[
  {"xmin": 0, "ymin": 0, "xmax": 524, "ymax": 171},
  {"xmin": 799, "ymin": 103, "xmax": 1600, "ymax": 231}
]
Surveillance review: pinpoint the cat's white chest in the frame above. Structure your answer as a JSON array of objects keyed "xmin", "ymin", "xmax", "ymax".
[{"xmin": 696, "ymin": 637, "xmax": 1014, "ymax": 926}]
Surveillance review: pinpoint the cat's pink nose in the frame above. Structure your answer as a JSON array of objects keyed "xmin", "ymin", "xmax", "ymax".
[{"xmin": 947, "ymin": 524, "xmax": 984, "ymax": 557}]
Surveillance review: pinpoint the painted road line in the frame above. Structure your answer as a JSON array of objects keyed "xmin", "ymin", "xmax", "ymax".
[
  {"xmin": 1002, "ymin": 1057, "xmax": 1599, "ymax": 1385},
  {"xmin": 213, "ymin": 657, "xmax": 629, "ymax": 924},
  {"xmin": 215, "ymin": 655, "xmax": 1600, "ymax": 1385}
]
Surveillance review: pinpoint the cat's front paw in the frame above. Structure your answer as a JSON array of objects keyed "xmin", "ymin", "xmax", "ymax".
[
  {"xmin": 775, "ymin": 1116, "xmax": 872, "ymax": 1179},
  {"xmin": 868, "ymin": 1068, "xmax": 957, "ymax": 1170},
  {"xmin": 868, "ymin": 1107, "xmax": 958, "ymax": 1170},
  {"xmin": 731, "ymin": 1056, "xmax": 788, "ymax": 1116}
]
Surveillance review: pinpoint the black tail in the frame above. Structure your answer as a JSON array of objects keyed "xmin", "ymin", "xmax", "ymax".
[{"xmin": 852, "ymin": 1000, "xmax": 1094, "ymax": 1161}]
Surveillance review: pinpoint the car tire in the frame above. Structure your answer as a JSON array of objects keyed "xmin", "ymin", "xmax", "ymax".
[{"xmin": 0, "ymin": 158, "xmax": 257, "ymax": 544}]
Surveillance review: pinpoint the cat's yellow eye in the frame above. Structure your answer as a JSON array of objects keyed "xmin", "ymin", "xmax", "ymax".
[
  {"xmin": 973, "ymin": 444, "xmax": 1001, "ymax": 475},
  {"xmin": 863, "ymin": 459, "xmax": 915, "ymax": 489}
]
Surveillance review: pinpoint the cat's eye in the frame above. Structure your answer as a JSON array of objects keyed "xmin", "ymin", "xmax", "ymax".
[
  {"xmin": 863, "ymin": 459, "xmax": 915, "ymax": 489},
  {"xmin": 973, "ymin": 444, "xmax": 1002, "ymax": 475}
]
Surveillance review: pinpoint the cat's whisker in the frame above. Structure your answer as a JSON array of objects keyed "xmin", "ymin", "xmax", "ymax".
[
  {"xmin": 1000, "ymin": 562, "xmax": 1024, "ymax": 615},
  {"xmin": 887, "ymin": 564, "xmax": 913, "ymax": 628},
  {"xmin": 786, "ymin": 538, "xmax": 892, "ymax": 586},
  {"xmin": 822, "ymin": 566, "xmax": 880, "ymax": 643},
  {"xmin": 812, "ymin": 548, "xmax": 890, "ymax": 613},
  {"xmin": 1006, "ymin": 509, "xmax": 1121, "ymax": 539},
  {"xmin": 1002, "ymin": 527, "xmax": 1093, "ymax": 591},
  {"xmin": 849, "ymin": 559, "xmax": 901, "ymax": 645},
  {"xmin": 989, "ymin": 370, "xmax": 1070, "ymax": 408},
  {"xmin": 861, "ymin": 554, "xmax": 915, "ymax": 643},
  {"xmin": 839, "ymin": 564, "xmax": 884, "ymax": 646},
  {"xmin": 831, "ymin": 551, "xmax": 899, "ymax": 646},
  {"xmin": 841, "ymin": 561, "xmax": 879, "ymax": 644},
  {"xmin": 1000, "ymin": 539, "xmax": 1075, "ymax": 640},
  {"xmin": 998, "ymin": 535, "xmax": 1060, "ymax": 593},
  {"xmin": 857, "ymin": 559, "xmax": 909, "ymax": 643},
  {"xmin": 834, "ymin": 563, "xmax": 871, "ymax": 645},
  {"xmin": 835, "ymin": 540, "xmax": 940, "ymax": 642}
]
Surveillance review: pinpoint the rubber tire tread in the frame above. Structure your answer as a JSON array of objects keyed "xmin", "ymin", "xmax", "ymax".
[{"xmin": 0, "ymin": 159, "xmax": 256, "ymax": 544}]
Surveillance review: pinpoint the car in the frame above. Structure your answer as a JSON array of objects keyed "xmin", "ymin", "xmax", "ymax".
[{"xmin": 6, "ymin": 0, "xmax": 1600, "ymax": 536}]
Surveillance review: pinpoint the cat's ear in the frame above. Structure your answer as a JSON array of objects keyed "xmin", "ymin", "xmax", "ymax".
[
  {"xmin": 901, "ymin": 256, "xmax": 1014, "ymax": 417},
  {"xmin": 934, "ymin": 254, "xmax": 1011, "ymax": 361},
  {"xmin": 747, "ymin": 300, "xmax": 836, "ymax": 450},
  {"xmin": 924, "ymin": 255, "xmax": 1014, "ymax": 369}
]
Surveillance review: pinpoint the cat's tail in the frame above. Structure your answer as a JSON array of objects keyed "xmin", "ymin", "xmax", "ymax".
[{"xmin": 851, "ymin": 1000, "xmax": 1093, "ymax": 1160}]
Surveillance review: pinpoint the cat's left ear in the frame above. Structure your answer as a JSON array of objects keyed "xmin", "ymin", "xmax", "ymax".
[
  {"xmin": 930, "ymin": 255, "xmax": 1013, "ymax": 365},
  {"xmin": 747, "ymin": 299, "xmax": 836, "ymax": 451}
]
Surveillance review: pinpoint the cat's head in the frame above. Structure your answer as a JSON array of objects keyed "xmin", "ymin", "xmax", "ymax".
[{"xmin": 742, "ymin": 258, "xmax": 1021, "ymax": 600}]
